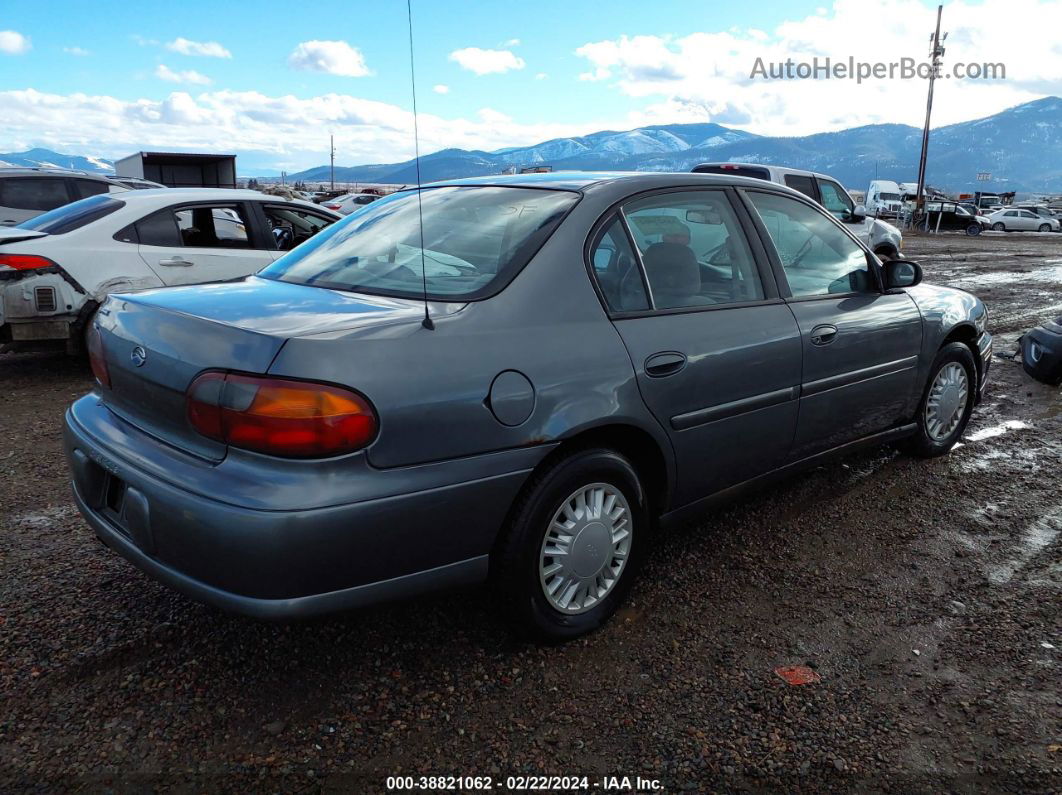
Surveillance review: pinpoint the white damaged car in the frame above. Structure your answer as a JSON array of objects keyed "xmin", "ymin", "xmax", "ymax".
[{"xmin": 0, "ymin": 189, "xmax": 340, "ymax": 352}]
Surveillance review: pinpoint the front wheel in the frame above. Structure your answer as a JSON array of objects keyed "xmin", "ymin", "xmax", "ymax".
[
  {"xmin": 903, "ymin": 342, "xmax": 977, "ymax": 458},
  {"xmin": 966, "ymin": 223, "xmax": 982, "ymax": 236},
  {"xmin": 493, "ymin": 448, "xmax": 648, "ymax": 641},
  {"xmin": 1038, "ymin": 223, "xmax": 1052, "ymax": 232},
  {"xmin": 991, "ymin": 222, "xmax": 1005, "ymax": 231}
]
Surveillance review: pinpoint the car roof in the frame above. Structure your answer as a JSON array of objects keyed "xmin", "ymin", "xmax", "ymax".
[
  {"xmin": 86, "ymin": 188, "xmax": 338, "ymax": 216},
  {"xmin": 0, "ymin": 166, "xmax": 115, "ymax": 180},
  {"xmin": 414, "ymin": 170, "xmax": 813, "ymax": 195}
]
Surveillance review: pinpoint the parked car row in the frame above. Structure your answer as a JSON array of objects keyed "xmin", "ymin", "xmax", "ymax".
[
  {"xmin": 48, "ymin": 170, "xmax": 991, "ymax": 640},
  {"xmin": 0, "ymin": 189, "xmax": 340, "ymax": 351}
]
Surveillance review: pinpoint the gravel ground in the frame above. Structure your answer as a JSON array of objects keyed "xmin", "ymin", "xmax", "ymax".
[{"xmin": 1, "ymin": 231, "xmax": 1060, "ymax": 793}]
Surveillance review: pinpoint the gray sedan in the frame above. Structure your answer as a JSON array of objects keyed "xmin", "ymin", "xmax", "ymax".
[{"xmin": 65, "ymin": 172, "xmax": 992, "ymax": 641}]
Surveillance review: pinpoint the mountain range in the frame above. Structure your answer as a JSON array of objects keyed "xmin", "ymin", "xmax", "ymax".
[
  {"xmin": 287, "ymin": 96, "xmax": 1062, "ymax": 193},
  {"xmin": 2, "ymin": 96, "xmax": 1059, "ymax": 192}
]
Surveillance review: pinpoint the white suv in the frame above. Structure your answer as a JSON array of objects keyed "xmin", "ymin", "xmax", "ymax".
[
  {"xmin": 691, "ymin": 163, "xmax": 904, "ymax": 260},
  {"xmin": 0, "ymin": 189, "xmax": 340, "ymax": 352}
]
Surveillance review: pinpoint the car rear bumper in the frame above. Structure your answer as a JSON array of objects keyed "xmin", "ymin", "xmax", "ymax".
[{"xmin": 64, "ymin": 396, "xmax": 548, "ymax": 619}]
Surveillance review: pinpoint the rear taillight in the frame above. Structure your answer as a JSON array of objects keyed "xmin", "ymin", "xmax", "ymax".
[
  {"xmin": 85, "ymin": 323, "xmax": 110, "ymax": 388},
  {"xmin": 323, "ymin": 203, "xmax": 340, "ymax": 210},
  {"xmin": 186, "ymin": 372, "xmax": 377, "ymax": 458},
  {"xmin": 0, "ymin": 254, "xmax": 57, "ymax": 271}
]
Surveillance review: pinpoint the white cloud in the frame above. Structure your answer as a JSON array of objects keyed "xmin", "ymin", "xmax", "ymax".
[
  {"xmin": 503, "ymin": 38, "xmax": 521, "ymax": 47},
  {"xmin": 574, "ymin": 0, "xmax": 1062, "ymax": 135},
  {"xmin": 433, "ymin": 84, "xmax": 450, "ymax": 94},
  {"xmin": 165, "ymin": 37, "xmax": 232, "ymax": 58},
  {"xmin": 0, "ymin": 31, "xmax": 30, "ymax": 55},
  {"xmin": 535, "ymin": 73, "xmax": 548, "ymax": 80},
  {"xmin": 0, "ymin": 87, "xmax": 619, "ymax": 171},
  {"xmin": 288, "ymin": 40, "xmax": 370, "ymax": 77},
  {"xmin": 449, "ymin": 47, "xmax": 525, "ymax": 75},
  {"xmin": 64, "ymin": 46, "xmax": 91, "ymax": 56},
  {"xmin": 155, "ymin": 64, "xmax": 212, "ymax": 85}
]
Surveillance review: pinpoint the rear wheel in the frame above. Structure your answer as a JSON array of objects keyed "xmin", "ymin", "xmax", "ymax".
[
  {"xmin": 493, "ymin": 448, "xmax": 647, "ymax": 641},
  {"xmin": 903, "ymin": 342, "xmax": 977, "ymax": 458},
  {"xmin": 992, "ymin": 221, "xmax": 1005, "ymax": 231}
]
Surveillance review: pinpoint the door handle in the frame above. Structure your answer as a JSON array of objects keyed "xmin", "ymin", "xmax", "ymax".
[
  {"xmin": 158, "ymin": 257, "xmax": 194, "ymax": 267},
  {"xmin": 810, "ymin": 324, "xmax": 838, "ymax": 346},
  {"xmin": 644, "ymin": 351, "xmax": 687, "ymax": 377}
]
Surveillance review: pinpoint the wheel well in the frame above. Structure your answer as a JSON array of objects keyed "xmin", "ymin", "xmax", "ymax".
[
  {"xmin": 873, "ymin": 243, "xmax": 899, "ymax": 259},
  {"xmin": 942, "ymin": 324, "xmax": 981, "ymax": 382},
  {"xmin": 531, "ymin": 425, "xmax": 671, "ymax": 516}
]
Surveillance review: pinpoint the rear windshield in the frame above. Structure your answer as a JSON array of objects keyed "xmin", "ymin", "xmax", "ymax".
[
  {"xmin": 18, "ymin": 194, "xmax": 125, "ymax": 234},
  {"xmin": 692, "ymin": 164, "xmax": 771, "ymax": 181},
  {"xmin": 259, "ymin": 186, "xmax": 578, "ymax": 300}
]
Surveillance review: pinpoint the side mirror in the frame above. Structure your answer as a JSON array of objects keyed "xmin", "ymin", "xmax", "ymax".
[
  {"xmin": 844, "ymin": 204, "xmax": 867, "ymax": 223},
  {"xmin": 884, "ymin": 259, "xmax": 923, "ymax": 289}
]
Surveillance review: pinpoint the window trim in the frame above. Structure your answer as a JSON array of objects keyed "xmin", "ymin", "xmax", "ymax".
[
  {"xmin": 582, "ymin": 185, "xmax": 781, "ymax": 320},
  {"xmin": 737, "ymin": 186, "xmax": 884, "ymax": 302}
]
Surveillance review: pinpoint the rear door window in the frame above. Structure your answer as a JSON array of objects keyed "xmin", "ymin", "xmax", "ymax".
[
  {"xmin": 622, "ymin": 190, "xmax": 765, "ymax": 310},
  {"xmin": 0, "ymin": 177, "xmax": 72, "ymax": 211},
  {"xmin": 783, "ymin": 174, "xmax": 817, "ymax": 200},
  {"xmin": 175, "ymin": 206, "xmax": 252, "ymax": 248}
]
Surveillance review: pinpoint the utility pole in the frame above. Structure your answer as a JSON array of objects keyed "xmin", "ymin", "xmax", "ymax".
[
  {"xmin": 330, "ymin": 134, "xmax": 336, "ymax": 191},
  {"xmin": 914, "ymin": 4, "xmax": 946, "ymax": 217}
]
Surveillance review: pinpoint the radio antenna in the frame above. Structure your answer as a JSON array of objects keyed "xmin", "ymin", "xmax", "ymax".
[{"xmin": 406, "ymin": 0, "xmax": 434, "ymax": 330}]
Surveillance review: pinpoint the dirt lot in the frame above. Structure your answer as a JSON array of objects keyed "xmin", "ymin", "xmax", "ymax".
[{"xmin": 1, "ymin": 231, "xmax": 1060, "ymax": 792}]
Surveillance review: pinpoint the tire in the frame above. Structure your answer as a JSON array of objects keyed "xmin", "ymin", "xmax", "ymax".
[
  {"xmin": 874, "ymin": 248, "xmax": 897, "ymax": 262},
  {"xmin": 991, "ymin": 222, "xmax": 1005, "ymax": 231},
  {"xmin": 965, "ymin": 223, "xmax": 982, "ymax": 236},
  {"xmin": 492, "ymin": 448, "xmax": 648, "ymax": 642},
  {"xmin": 903, "ymin": 342, "xmax": 978, "ymax": 458},
  {"xmin": 1038, "ymin": 223, "xmax": 1051, "ymax": 232}
]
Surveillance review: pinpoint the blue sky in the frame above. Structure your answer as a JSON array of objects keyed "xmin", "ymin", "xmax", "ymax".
[{"xmin": 0, "ymin": 0, "xmax": 1056, "ymax": 173}]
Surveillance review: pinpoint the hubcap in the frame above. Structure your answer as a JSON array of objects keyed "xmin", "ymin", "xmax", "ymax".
[
  {"xmin": 925, "ymin": 362, "xmax": 969, "ymax": 441},
  {"xmin": 539, "ymin": 483, "xmax": 632, "ymax": 614}
]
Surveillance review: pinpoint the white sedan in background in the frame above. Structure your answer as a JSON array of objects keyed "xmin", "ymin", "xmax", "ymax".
[
  {"xmin": 986, "ymin": 208, "xmax": 1060, "ymax": 232},
  {"xmin": 0, "ymin": 189, "xmax": 340, "ymax": 352},
  {"xmin": 322, "ymin": 192, "xmax": 380, "ymax": 215}
]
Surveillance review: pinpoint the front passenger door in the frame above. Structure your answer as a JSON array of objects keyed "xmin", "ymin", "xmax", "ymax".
[{"xmin": 745, "ymin": 190, "xmax": 923, "ymax": 460}]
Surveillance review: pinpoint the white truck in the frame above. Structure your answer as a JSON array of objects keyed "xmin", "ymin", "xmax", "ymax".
[
  {"xmin": 691, "ymin": 163, "xmax": 904, "ymax": 260},
  {"xmin": 866, "ymin": 180, "xmax": 904, "ymax": 217}
]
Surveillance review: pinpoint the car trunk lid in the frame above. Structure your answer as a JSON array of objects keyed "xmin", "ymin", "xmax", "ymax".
[{"xmin": 94, "ymin": 277, "xmax": 431, "ymax": 461}]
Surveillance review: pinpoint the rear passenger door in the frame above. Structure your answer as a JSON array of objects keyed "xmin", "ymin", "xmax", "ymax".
[
  {"xmin": 743, "ymin": 189, "xmax": 923, "ymax": 460},
  {"xmin": 590, "ymin": 188, "xmax": 803, "ymax": 507},
  {"xmin": 134, "ymin": 202, "xmax": 276, "ymax": 286}
]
